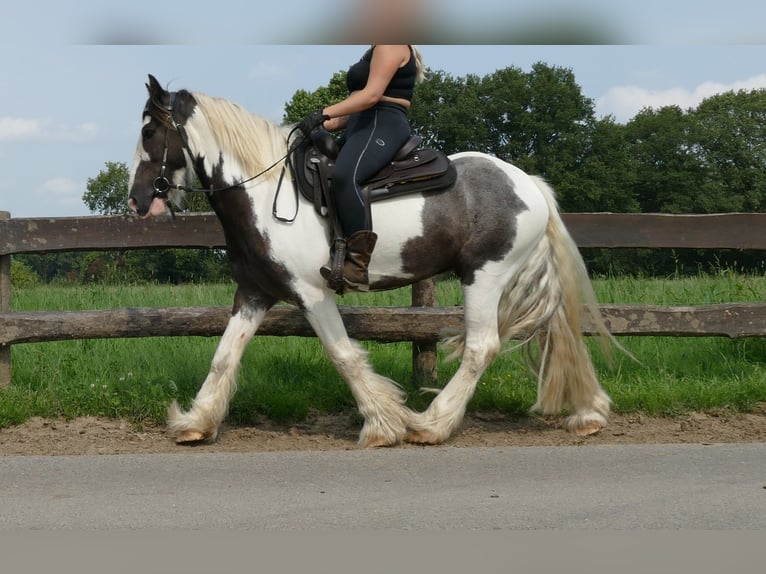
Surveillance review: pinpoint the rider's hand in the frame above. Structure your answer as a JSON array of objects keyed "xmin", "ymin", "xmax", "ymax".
[{"xmin": 297, "ymin": 110, "xmax": 330, "ymax": 138}]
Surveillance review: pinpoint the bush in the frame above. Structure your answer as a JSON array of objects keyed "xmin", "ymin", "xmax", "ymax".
[{"xmin": 10, "ymin": 258, "xmax": 40, "ymax": 289}]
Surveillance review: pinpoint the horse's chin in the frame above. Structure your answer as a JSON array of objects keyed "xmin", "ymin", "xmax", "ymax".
[{"xmin": 147, "ymin": 198, "xmax": 172, "ymax": 218}]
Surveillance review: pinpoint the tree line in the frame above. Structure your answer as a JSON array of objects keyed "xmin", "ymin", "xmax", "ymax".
[{"xmin": 15, "ymin": 62, "xmax": 766, "ymax": 285}]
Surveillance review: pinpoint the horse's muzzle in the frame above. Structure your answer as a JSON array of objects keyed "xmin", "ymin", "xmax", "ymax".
[{"xmin": 128, "ymin": 196, "xmax": 170, "ymax": 218}]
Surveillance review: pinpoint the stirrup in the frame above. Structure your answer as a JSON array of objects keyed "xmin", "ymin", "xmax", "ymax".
[
  {"xmin": 320, "ymin": 238, "xmax": 347, "ymax": 293},
  {"xmin": 343, "ymin": 277, "xmax": 370, "ymax": 292}
]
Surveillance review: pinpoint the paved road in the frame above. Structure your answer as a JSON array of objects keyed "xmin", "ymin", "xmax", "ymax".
[{"xmin": 2, "ymin": 443, "xmax": 764, "ymax": 530}]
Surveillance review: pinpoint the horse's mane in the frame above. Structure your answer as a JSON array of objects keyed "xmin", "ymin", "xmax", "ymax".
[{"xmin": 192, "ymin": 92, "xmax": 290, "ymax": 184}]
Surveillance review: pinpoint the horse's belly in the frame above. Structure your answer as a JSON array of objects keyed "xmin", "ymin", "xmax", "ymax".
[{"xmin": 367, "ymin": 194, "xmax": 428, "ymax": 284}]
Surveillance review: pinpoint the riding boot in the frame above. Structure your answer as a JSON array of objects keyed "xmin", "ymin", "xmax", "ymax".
[{"xmin": 342, "ymin": 230, "xmax": 378, "ymax": 289}]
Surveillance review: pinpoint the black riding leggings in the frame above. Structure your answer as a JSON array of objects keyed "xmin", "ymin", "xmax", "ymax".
[{"xmin": 332, "ymin": 102, "xmax": 411, "ymax": 236}]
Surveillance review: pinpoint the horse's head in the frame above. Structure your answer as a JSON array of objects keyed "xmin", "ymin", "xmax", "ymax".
[{"xmin": 128, "ymin": 75, "xmax": 195, "ymax": 217}]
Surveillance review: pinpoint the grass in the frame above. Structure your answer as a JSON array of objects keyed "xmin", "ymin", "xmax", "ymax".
[{"xmin": 1, "ymin": 273, "xmax": 765, "ymax": 429}]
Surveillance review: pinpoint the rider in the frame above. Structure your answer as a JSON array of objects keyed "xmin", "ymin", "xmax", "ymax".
[{"xmin": 297, "ymin": 45, "xmax": 425, "ymax": 289}]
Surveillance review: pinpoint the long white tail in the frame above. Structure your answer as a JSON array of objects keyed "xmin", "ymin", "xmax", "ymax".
[
  {"xmin": 523, "ymin": 177, "xmax": 611, "ymax": 431},
  {"xmin": 445, "ymin": 176, "xmax": 612, "ymax": 434}
]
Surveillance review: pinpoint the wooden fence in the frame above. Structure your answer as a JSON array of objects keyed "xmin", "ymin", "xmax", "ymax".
[{"xmin": 1, "ymin": 211, "xmax": 766, "ymax": 388}]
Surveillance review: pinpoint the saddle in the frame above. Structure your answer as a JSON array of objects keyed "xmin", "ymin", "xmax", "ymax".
[{"xmin": 289, "ymin": 130, "xmax": 457, "ymax": 218}]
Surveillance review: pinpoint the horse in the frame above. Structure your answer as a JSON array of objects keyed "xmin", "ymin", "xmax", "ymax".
[{"xmin": 127, "ymin": 74, "xmax": 613, "ymax": 447}]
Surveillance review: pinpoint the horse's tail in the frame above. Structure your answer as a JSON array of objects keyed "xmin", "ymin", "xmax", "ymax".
[
  {"xmin": 520, "ymin": 176, "xmax": 612, "ymax": 431},
  {"xmin": 445, "ymin": 175, "xmax": 612, "ymax": 433}
]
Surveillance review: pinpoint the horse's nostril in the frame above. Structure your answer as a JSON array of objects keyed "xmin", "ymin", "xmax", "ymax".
[{"xmin": 128, "ymin": 198, "xmax": 149, "ymax": 217}]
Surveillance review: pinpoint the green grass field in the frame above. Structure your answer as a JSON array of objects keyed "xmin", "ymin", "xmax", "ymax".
[{"xmin": 1, "ymin": 273, "xmax": 765, "ymax": 428}]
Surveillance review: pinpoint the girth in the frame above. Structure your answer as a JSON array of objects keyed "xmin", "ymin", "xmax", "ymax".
[{"xmin": 289, "ymin": 131, "xmax": 457, "ymax": 218}]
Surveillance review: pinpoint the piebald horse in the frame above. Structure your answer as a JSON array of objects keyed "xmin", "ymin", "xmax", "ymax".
[{"xmin": 128, "ymin": 75, "xmax": 612, "ymax": 447}]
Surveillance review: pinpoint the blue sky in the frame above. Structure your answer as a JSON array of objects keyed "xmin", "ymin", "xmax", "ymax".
[{"xmin": 2, "ymin": 0, "xmax": 766, "ymax": 218}]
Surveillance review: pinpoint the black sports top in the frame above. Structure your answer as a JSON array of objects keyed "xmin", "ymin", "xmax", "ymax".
[{"xmin": 346, "ymin": 46, "xmax": 417, "ymax": 102}]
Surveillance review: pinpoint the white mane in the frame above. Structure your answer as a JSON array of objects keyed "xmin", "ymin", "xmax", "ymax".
[{"xmin": 191, "ymin": 92, "xmax": 291, "ymax": 185}]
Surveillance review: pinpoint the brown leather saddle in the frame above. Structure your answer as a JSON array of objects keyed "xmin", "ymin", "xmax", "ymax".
[{"xmin": 289, "ymin": 130, "xmax": 457, "ymax": 218}]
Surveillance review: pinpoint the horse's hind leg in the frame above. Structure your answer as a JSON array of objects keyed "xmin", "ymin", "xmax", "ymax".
[
  {"xmin": 304, "ymin": 296, "xmax": 411, "ymax": 448},
  {"xmin": 167, "ymin": 296, "xmax": 269, "ymax": 443},
  {"xmin": 408, "ymin": 280, "xmax": 503, "ymax": 445}
]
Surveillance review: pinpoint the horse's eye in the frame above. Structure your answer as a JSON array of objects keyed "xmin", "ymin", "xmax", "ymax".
[{"xmin": 142, "ymin": 126, "xmax": 155, "ymax": 140}]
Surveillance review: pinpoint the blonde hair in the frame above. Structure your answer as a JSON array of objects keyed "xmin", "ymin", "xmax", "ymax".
[{"xmin": 412, "ymin": 45, "xmax": 426, "ymax": 83}]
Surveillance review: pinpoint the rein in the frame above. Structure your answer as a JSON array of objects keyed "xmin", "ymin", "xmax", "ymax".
[{"xmin": 149, "ymin": 92, "xmax": 299, "ymax": 221}]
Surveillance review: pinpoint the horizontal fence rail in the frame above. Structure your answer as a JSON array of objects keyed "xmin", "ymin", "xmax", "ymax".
[
  {"xmin": 3, "ymin": 212, "xmax": 766, "ymax": 255},
  {"xmin": 1, "ymin": 211, "xmax": 766, "ymax": 388},
  {"xmin": 1, "ymin": 303, "xmax": 765, "ymax": 346}
]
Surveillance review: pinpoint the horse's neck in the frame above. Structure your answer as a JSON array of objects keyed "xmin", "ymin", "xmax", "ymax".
[
  {"xmin": 187, "ymin": 98, "xmax": 288, "ymax": 189},
  {"xmin": 185, "ymin": 99, "xmax": 306, "ymax": 233}
]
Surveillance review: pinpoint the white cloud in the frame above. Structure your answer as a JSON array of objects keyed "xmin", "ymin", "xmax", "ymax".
[
  {"xmin": 0, "ymin": 118, "xmax": 99, "ymax": 142},
  {"xmin": 0, "ymin": 117, "xmax": 43, "ymax": 140},
  {"xmin": 42, "ymin": 177, "xmax": 79, "ymax": 195},
  {"xmin": 597, "ymin": 74, "xmax": 766, "ymax": 123},
  {"xmin": 40, "ymin": 178, "xmax": 82, "ymax": 206}
]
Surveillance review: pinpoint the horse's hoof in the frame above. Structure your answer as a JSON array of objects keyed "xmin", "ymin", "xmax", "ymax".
[
  {"xmin": 363, "ymin": 436, "xmax": 396, "ymax": 448},
  {"xmin": 574, "ymin": 422, "xmax": 603, "ymax": 437},
  {"xmin": 406, "ymin": 429, "xmax": 442, "ymax": 445},
  {"xmin": 175, "ymin": 429, "xmax": 207, "ymax": 444},
  {"xmin": 359, "ymin": 429, "xmax": 400, "ymax": 448}
]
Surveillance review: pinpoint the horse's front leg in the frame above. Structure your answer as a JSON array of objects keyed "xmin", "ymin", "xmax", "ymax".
[
  {"xmin": 167, "ymin": 292, "xmax": 272, "ymax": 443},
  {"xmin": 304, "ymin": 296, "xmax": 411, "ymax": 447}
]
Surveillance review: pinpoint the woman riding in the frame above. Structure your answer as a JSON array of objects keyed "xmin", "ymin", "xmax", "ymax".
[{"xmin": 297, "ymin": 44, "xmax": 426, "ymax": 289}]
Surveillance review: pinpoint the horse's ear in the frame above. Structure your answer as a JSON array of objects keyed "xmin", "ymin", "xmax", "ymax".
[{"xmin": 146, "ymin": 74, "xmax": 165, "ymax": 97}]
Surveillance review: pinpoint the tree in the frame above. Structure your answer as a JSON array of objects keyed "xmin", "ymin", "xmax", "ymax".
[
  {"xmin": 477, "ymin": 66, "xmax": 533, "ymax": 160},
  {"xmin": 409, "ymin": 69, "xmax": 494, "ymax": 154},
  {"xmin": 490, "ymin": 62, "xmax": 595, "ymax": 210},
  {"xmin": 625, "ymin": 106, "xmax": 710, "ymax": 214},
  {"xmin": 283, "ymin": 72, "xmax": 349, "ymax": 124},
  {"xmin": 690, "ymin": 89, "xmax": 766, "ymax": 212},
  {"xmin": 83, "ymin": 161, "xmax": 132, "ymax": 215},
  {"xmin": 414, "ymin": 63, "xmax": 610, "ymax": 212},
  {"xmin": 574, "ymin": 116, "xmax": 639, "ymax": 213}
]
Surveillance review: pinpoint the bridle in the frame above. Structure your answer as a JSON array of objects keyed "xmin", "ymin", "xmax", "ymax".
[
  {"xmin": 146, "ymin": 91, "xmax": 295, "ymax": 209},
  {"xmin": 147, "ymin": 91, "xmax": 194, "ymax": 202}
]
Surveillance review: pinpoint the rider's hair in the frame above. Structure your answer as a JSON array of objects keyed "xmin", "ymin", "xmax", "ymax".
[{"xmin": 412, "ymin": 46, "xmax": 426, "ymax": 84}]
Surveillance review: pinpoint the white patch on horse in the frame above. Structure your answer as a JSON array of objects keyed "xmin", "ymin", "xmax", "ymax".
[{"xmin": 368, "ymin": 193, "xmax": 426, "ymax": 282}]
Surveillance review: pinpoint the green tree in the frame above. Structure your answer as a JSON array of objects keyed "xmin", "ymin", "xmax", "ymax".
[
  {"xmin": 477, "ymin": 66, "xmax": 533, "ymax": 159},
  {"xmin": 83, "ymin": 161, "xmax": 132, "ymax": 215},
  {"xmin": 10, "ymin": 258, "xmax": 39, "ymax": 288},
  {"xmin": 690, "ymin": 89, "xmax": 766, "ymax": 212},
  {"xmin": 625, "ymin": 106, "xmax": 710, "ymax": 213},
  {"xmin": 409, "ymin": 69, "xmax": 494, "ymax": 154},
  {"xmin": 520, "ymin": 63, "xmax": 594, "ymax": 172},
  {"xmin": 413, "ymin": 63, "xmax": 611, "ymax": 212},
  {"xmin": 574, "ymin": 116, "xmax": 639, "ymax": 213},
  {"xmin": 283, "ymin": 72, "xmax": 349, "ymax": 124}
]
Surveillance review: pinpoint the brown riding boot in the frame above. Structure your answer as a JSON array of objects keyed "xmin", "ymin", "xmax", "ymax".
[{"xmin": 343, "ymin": 230, "xmax": 378, "ymax": 289}]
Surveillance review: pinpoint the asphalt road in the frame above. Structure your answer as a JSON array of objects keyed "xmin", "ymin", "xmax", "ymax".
[{"xmin": 2, "ymin": 443, "xmax": 764, "ymax": 530}]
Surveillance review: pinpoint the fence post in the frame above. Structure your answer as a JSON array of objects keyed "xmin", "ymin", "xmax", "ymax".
[
  {"xmin": 411, "ymin": 278, "xmax": 438, "ymax": 386},
  {"xmin": 0, "ymin": 211, "xmax": 11, "ymax": 387}
]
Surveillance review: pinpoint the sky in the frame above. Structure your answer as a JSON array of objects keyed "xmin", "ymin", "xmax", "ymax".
[{"xmin": 2, "ymin": 0, "xmax": 766, "ymax": 218}]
